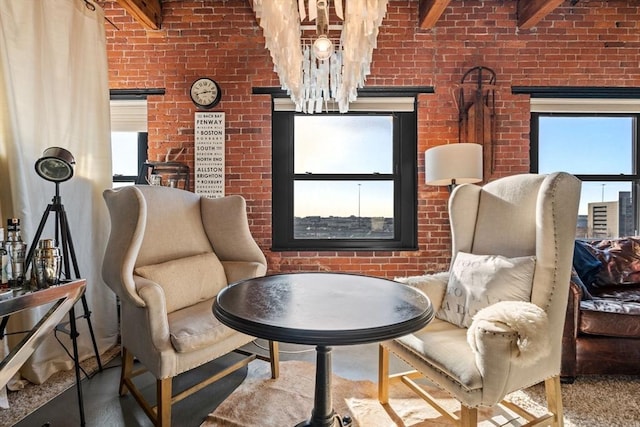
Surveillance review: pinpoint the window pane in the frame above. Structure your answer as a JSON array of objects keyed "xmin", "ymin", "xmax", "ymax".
[
  {"xmin": 111, "ymin": 132, "xmax": 140, "ymax": 176},
  {"xmin": 577, "ymin": 181, "xmax": 633, "ymax": 239},
  {"xmin": 293, "ymin": 181, "xmax": 394, "ymax": 239},
  {"xmin": 294, "ymin": 116, "xmax": 393, "ymax": 174},
  {"xmin": 538, "ymin": 116, "xmax": 633, "ymax": 175},
  {"xmin": 112, "ymin": 182, "xmax": 133, "ymax": 189}
]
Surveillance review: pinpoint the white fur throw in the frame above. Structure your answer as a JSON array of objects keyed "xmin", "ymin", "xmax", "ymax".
[{"xmin": 467, "ymin": 301, "xmax": 550, "ymax": 366}]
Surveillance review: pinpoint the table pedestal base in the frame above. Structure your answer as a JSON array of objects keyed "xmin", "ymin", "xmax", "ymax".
[
  {"xmin": 295, "ymin": 416, "xmax": 352, "ymax": 427},
  {"xmin": 294, "ymin": 346, "xmax": 353, "ymax": 427}
]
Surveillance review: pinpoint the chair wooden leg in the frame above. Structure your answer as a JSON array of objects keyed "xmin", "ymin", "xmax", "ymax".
[
  {"xmin": 156, "ymin": 377, "xmax": 172, "ymax": 427},
  {"xmin": 460, "ymin": 404, "xmax": 478, "ymax": 427},
  {"xmin": 545, "ymin": 375, "xmax": 564, "ymax": 427},
  {"xmin": 269, "ymin": 340, "xmax": 280, "ymax": 379},
  {"xmin": 378, "ymin": 344, "xmax": 389, "ymax": 404},
  {"xmin": 119, "ymin": 347, "xmax": 134, "ymax": 396}
]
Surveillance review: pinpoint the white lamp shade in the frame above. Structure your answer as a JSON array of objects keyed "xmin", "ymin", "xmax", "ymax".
[{"xmin": 425, "ymin": 143, "xmax": 483, "ymax": 186}]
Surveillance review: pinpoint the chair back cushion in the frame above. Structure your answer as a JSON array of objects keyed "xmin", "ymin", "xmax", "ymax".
[
  {"xmin": 135, "ymin": 252, "xmax": 227, "ymax": 313},
  {"xmin": 135, "ymin": 186, "xmax": 214, "ymax": 267},
  {"xmin": 465, "ymin": 174, "xmax": 543, "ymax": 257}
]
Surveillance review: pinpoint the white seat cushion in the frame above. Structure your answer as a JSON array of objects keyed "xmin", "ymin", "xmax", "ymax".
[
  {"xmin": 168, "ymin": 298, "xmax": 236, "ymax": 353},
  {"xmin": 395, "ymin": 318, "xmax": 483, "ymax": 391}
]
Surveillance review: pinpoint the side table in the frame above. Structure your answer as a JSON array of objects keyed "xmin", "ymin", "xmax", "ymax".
[
  {"xmin": 0, "ymin": 280, "xmax": 87, "ymax": 424},
  {"xmin": 214, "ymin": 272, "xmax": 433, "ymax": 427}
]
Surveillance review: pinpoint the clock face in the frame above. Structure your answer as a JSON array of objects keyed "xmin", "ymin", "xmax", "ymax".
[{"xmin": 190, "ymin": 78, "xmax": 221, "ymax": 109}]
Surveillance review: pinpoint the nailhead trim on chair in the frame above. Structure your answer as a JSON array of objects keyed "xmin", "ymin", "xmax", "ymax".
[{"xmin": 544, "ymin": 173, "xmax": 562, "ymax": 312}]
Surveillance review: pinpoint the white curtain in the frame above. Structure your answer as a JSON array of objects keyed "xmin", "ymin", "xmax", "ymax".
[{"xmin": 0, "ymin": 0, "xmax": 117, "ymax": 385}]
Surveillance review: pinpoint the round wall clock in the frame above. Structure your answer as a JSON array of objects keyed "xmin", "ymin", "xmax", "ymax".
[{"xmin": 190, "ymin": 77, "xmax": 222, "ymax": 109}]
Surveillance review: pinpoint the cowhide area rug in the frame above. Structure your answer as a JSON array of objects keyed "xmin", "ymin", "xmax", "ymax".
[
  {"xmin": 202, "ymin": 360, "xmax": 640, "ymax": 427},
  {"xmin": 202, "ymin": 360, "xmax": 542, "ymax": 427}
]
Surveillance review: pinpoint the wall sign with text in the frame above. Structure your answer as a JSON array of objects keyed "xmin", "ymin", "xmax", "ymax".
[{"xmin": 194, "ymin": 112, "xmax": 225, "ymax": 198}]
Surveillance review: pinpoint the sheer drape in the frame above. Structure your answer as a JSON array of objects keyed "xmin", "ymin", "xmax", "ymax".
[{"xmin": 0, "ymin": 0, "xmax": 117, "ymax": 384}]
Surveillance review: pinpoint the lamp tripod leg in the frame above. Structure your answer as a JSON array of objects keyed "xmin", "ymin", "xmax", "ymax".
[
  {"xmin": 78, "ymin": 294, "xmax": 102, "ymax": 370},
  {"xmin": 68, "ymin": 306, "xmax": 86, "ymax": 427},
  {"xmin": 58, "ymin": 205, "xmax": 103, "ymax": 371}
]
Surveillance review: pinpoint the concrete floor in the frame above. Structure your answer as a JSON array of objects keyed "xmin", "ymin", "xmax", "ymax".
[{"xmin": 15, "ymin": 340, "xmax": 409, "ymax": 427}]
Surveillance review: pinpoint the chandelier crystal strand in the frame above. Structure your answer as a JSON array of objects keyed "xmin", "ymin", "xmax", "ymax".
[
  {"xmin": 330, "ymin": 48, "xmax": 342, "ymax": 100},
  {"xmin": 309, "ymin": 46, "xmax": 318, "ymax": 113},
  {"xmin": 301, "ymin": 44, "xmax": 311, "ymax": 113},
  {"xmin": 317, "ymin": 56, "xmax": 330, "ymax": 113},
  {"xmin": 253, "ymin": 0, "xmax": 304, "ymax": 106},
  {"xmin": 337, "ymin": 0, "xmax": 389, "ymax": 112}
]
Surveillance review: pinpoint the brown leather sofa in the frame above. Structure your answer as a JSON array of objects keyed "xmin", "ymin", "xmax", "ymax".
[{"xmin": 562, "ymin": 237, "xmax": 640, "ymax": 382}]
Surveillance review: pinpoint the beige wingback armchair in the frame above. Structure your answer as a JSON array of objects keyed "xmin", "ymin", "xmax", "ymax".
[
  {"xmin": 380, "ymin": 172, "xmax": 581, "ymax": 426},
  {"xmin": 102, "ymin": 185, "xmax": 278, "ymax": 427}
]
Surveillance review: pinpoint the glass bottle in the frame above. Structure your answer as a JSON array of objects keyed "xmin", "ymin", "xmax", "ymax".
[
  {"xmin": 0, "ymin": 227, "xmax": 8, "ymax": 288},
  {"xmin": 6, "ymin": 218, "xmax": 27, "ymax": 290}
]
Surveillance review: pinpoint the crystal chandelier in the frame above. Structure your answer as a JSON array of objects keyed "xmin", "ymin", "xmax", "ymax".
[{"xmin": 252, "ymin": 0, "xmax": 389, "ymax": 113}]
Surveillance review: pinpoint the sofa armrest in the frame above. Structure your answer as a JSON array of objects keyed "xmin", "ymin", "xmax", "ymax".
[{"xmin": 561, "ymin": 280, "xmax": 582, "ymax": 379}]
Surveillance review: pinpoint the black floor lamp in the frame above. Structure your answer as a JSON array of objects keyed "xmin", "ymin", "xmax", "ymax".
[{"xmin": 23, "ymin": 147, "xmax": 102, "ymax": 426}]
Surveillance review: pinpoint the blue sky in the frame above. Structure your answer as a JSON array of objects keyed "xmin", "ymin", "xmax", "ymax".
[
  {"xmin": 113, "ymin": 115, "xmax": 633, "ymax": 218},
  {"xmin": 538, "ymin": 116, "xmax": 632, "ymax": 215},
  {"xmin": 111, "ymin": 132, "xmax": 139, "ymax": 176},
  {"xmin": 294, "ymin": 115, "xmax": 394, "ymax": 217}
]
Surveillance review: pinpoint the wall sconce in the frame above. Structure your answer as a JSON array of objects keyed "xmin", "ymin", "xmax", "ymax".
[{"xmin": 425, "ymin": 143, "xmax": 483, "ymax": 192}]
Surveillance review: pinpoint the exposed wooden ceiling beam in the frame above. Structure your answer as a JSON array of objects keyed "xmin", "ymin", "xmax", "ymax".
[
  {"xmin": 116, "ymin": 0, "xmax": 162, "ymax": 30},
  {"xmin": 418, "ymin": 0, "xmax": 452, "ymax": 29},
  {"xmin": 517, "ymin": 0, "xmax": 564, "ymax": 29}
]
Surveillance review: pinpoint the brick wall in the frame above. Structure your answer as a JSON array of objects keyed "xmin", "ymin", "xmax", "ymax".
[{"xmin": 104, "ymin": 0, "xmax": 640, "ymax": 278}]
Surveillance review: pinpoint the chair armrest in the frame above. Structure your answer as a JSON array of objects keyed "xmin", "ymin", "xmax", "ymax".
[
  {"xmin": 467, "ymin": 301, "xmax": 550, "ymax": 368},
  {"xmin": 133, "ymin": 276, "xmax": 172, "ymax": 351},
  {"xmin": 222, "ymin": 261, "xmax": 267, "ymax": 284},
  {"xmin": 465, "ymin": 319, "xmax": 519, "ymax": 404},
  {"xmin": 465, "ymin": 301, "xmax": 551, "ymax": 405},
  {"xmin": 394, "ymin": 272, "xmax": 448, "ymax": 311}
]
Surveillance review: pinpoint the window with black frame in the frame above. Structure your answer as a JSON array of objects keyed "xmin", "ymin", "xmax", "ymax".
[
  {"xmin": 531, "ymin": 109, "xmax": 640, "ymax": 239},
  {"xmin": 110, "ymin": 91, "xmax": 164, "ymax": 188},
  {"xmin": 272, "ymin": 105, "xmax": 417, "ymax": 251},
  {"xmin": 111, "ymin": 131, "xmax": 148, "ymax": 187}
]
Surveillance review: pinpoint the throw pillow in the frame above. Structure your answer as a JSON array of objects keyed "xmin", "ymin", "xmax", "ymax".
[
  {"xmin": 436, "ymin": 251, "xmax": 536, "ymax": 328},
  {"xmin": 572, "ymin": 240, "xmax": 602, "ymax": 291},
  {"xmin": 135, "ymin": 252, "xmax": 227, "ymax": 313}
]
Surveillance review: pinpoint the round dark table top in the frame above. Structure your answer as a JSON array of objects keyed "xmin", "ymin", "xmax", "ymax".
[{"xmin": 213, "ymin": 272, "xmax": 433, "ymax": 346}]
